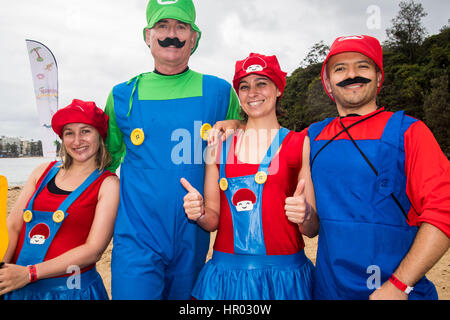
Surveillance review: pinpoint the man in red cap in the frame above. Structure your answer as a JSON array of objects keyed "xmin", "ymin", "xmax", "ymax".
[{"xmin": 308, "ymin": 35, "xmax": 450, "ymax": 299}]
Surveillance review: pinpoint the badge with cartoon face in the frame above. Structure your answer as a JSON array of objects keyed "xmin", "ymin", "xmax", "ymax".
[
  {"xmin": 29, "ymin": 223, "xmax": 50, "ymax": 245},
  {"xmin": 232, "ymin": 188, "xmax": 257, "ymax": 212}
]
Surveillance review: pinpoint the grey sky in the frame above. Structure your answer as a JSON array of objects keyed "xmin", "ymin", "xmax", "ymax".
[{"xmin": 0, "ymin": 0, "xmax": 448, "ymax": 140}]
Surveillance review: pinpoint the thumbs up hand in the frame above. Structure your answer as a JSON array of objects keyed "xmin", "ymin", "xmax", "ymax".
[
  {"xmin": 180, "ymin": 178, "xmax": 204, "ymax": 221},
  {"xmin": 285, "ymin": 179, "xmax": 311, "ymax": 225}
]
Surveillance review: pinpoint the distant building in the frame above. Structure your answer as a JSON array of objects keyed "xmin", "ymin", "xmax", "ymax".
[{"xmin": 0, "ymin": 136, "xmax": 43, "ymax": 157}]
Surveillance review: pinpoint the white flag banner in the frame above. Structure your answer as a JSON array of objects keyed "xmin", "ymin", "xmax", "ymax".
[{"xmin": 25, "ymin": 39, "xmax": 59, "ymax": 158}]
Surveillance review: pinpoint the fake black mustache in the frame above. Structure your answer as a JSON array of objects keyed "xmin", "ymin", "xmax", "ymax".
[
  {"xmin": 336, "ymin": 77, "xmax": 372, "ymax": 87},
  {"xmin": 158, "ymin": 37, "xmax": 186, "ymax": 48}
]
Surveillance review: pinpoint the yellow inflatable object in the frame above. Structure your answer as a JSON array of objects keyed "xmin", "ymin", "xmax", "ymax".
[{"xmin": 0, "ymin": 175, "xmax": 8, "ymax": 262}]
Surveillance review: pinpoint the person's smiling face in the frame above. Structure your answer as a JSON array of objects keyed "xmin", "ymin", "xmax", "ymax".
[
  {"xmin": 238, "ymin": 74, "xmax": 281, "ymax": 120},
  {"xmin": 62, "ymin": 123, "xmax": 100, "ymax": 164},
  {"xmin": 145, "ymin": 18, "xmax": 196, "ymax": 71},
  {"xmin": 325, "ymin": 52, "xmax": 382, "ymax": 114}
]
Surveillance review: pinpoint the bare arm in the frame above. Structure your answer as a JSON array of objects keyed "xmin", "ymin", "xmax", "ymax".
[
  {"xmin": 285, "ymin": 135, "xmax": 319, "ymax": 238},
  {"xmin": 4, "ymin": 162, "xmax": 50, "ymax": 263},
  {"xmin": 181, "ymin": 144, "xmax": 221, "ymax": 232},
  {"xmin": 198, "ymin": 160, "xmax": 221, "ymax": 232},
  {"xmin": 298, "ymin": 136, "xmax": 319, "ymax": 237},
  {"xmin": 370, "ymin": 122, "xmax": 450, "ymax": 300},
  {"xmin": 0, "ymin": 174, "xmax": 120, "ymax": 295},
  {"xmin": 35, "ymin": 175, "xmax": 119, "ymax": 277},
  {"xmin": 370, "ymin": 223, "xmax": 449, "ymax": 300}
]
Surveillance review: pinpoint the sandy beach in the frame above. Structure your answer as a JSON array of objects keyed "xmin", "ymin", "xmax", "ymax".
[{"xmin": 6, "ymin": 186, "xmax": 449, "ymax": 299}]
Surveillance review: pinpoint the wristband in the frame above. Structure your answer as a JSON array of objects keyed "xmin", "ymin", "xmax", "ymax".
[
  {"xmin": 389, "ymin": 274, "xmax": 413, "ymax": 294},
  {"xmin": 28, "ymin": 265, "xmax": 38, "ymax": 283}
]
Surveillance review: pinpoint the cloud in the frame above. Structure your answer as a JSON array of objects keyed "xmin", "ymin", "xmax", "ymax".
[{"xmin": 1, "ymin": 0, "xmax": 449, "ymax": 140}]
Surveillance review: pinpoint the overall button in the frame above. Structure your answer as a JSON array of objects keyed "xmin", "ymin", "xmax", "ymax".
[
  {"xmin": 130, "ymin": 128, "xmax": 145, "ymax": 146},
  {"xmin": 200, "ymin": 123, "xmax": 212, "ymax": 141},
  {"xmin": 219, "ymin": 177, "xmax": 228, "ymax": 191},
  {"xmin": 23, "ymin": 210, "xmax": 33, "ymax": 223},
  {"xmin": 255, "ymin": 171, "xmax": 267, "ymax": 184},
  {"xmin": 53, "ymin": 210, "xmax": 65, "ymax": 223}
]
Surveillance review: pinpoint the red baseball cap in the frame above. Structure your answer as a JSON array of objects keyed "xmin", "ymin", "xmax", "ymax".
[
  {"xmin": 233, "ymin": 53, "xmax": 287, "ymax": 97},
  {"xmin": 52, "ymin": 99, "xmax": 109, "ymax": 141},
  {"xmin": 321, "ymin": 35, "xmax": 384, "ymax": 101}
]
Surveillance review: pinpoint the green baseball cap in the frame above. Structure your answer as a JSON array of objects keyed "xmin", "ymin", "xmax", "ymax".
[{"xmin": 143, "ymin": 0, "xmax": 202, "ymax": 54}]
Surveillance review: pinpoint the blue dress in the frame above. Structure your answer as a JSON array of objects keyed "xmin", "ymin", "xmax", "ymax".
[
  {"xmin": 5, "ymin": 162, "xmax": 108, "ymax": 300},
  {"xmin": 192, "ymin": 129, "xmax": 314, "ymax": 300}
]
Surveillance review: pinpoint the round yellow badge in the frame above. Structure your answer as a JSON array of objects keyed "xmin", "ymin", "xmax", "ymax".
[
  {"xmin": 219, "ymin": 178, "xmax": 228, "ymax": 191},
  {"xmin": 255, "ymin": 171, "xmax": 268, "ymax": 184},
  {"xmin": 131, "ymin": 128, "xmax": 145, "ymax": 146},
  {"xmin": 53, "ymin": 210, "xmax": 65, "ymax": 223},
  {"xmin": 23, "ymin": 210, "xmax": 33, "ymax": 223},
  {"xmin": 200, "ymin": 123, "xmax": 212, "ymax": 141}
]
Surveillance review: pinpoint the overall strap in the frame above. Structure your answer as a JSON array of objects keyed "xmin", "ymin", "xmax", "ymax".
[
  {"xmin": 308, "ymin": 117, "xmax": 336, "ymax": 169},
  {"xmin": 26, "ymin": 162, "xmax": 61, "ymax": 210},
  {"xmin": 219, "ymin": 128, "xmax": 291, "ymax": 179},
  {"xmin": 308, "ymin": 118, "xmax": 335, "ymax": 142},
  {"xmin": 218, "ymin": 134, "xmax": 235, "ymax": 180},
  {"xmin": 376, "ymin": 111, "xmax": 411, "ymax": 220},
  {"xmin": 57, "ymin": 169, "xmax": 105, "ymax": 213},
  {"xmin": 125, "ymin": 75, "xmax": 146, "ymax": 138},
  {"xmin": 257, "ymin": 127, "xmax": 290, "ymax": 173},
  {"xmin": 378, "ymin": 110, "xmax": 404, "ymax": 187},
  {"xmin": 310, "ymin": 109, "xmax": 385, "ymax": 170},
  {"xmin": 126, "ymin": 74, "xmax": 143, "ymax": 117}
]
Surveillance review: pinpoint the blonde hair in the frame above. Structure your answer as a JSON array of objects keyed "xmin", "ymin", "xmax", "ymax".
[{"xmin": 59, "ymin": 136, "xmax": 112, "ymax": 171}]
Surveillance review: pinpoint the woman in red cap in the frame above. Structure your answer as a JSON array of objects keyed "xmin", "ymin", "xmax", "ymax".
[
  {"xmin": 0, "ymin": 99, "xmax": 119, "ymax": 300},
  {"xmin": 181, "ymin": 53, "xmax": 318, "ymax": 299}
]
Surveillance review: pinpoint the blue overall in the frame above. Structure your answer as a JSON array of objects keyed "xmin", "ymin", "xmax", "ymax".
[
  {"xmin": 4, "ymin": 162, "xmax": 108, "ymax": 300},
  {"xmin": 192, "ymin": 128, "xmax": 314, "ymax": 300},
  {"xmin": 309, "ymin": 111, "xmax": 438, "ymax": 299},
  {"xmin": 110, "ymin": 75, "xmax": 231, "ymax": 299}
]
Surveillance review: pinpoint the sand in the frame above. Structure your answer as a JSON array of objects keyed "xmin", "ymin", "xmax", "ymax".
[{"xmin": 6, "ymin": 186, "xmax": 449, "ymax": 299}]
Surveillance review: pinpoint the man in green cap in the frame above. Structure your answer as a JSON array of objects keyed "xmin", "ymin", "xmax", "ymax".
[{"xmin": 104, "ymin": 0, "xmax": 241, "ymax": 299}]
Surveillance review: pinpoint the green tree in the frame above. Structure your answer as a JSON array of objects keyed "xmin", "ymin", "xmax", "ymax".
[
  {"xmin": 6, "ymin": 143, "xmax": 18, "ymax": 157},
  {"xmin": 279, "ymin": 9, "xmax": 448, "ymax": 155},
  {"xmin": 424, "ymin": 74, "xmax": 450, "ymax": 156},
  {"xmin": 379, "ymin": 63, "xmax": 426, "ymax": 118},
  {"xmin": 300, "ymin": 41, "xmax": 330, "ymax": 68},
  {"xmin": 279, "ymin": 63, "xmax": 326, "ymax": 130},
  {"xmin": 30, "ymin": 140, "xmax": 43, "ymax": 156},
  {"xmin": 304, "ymin": 77, "xmax": 336, "ymax": 124},
  {"xmin": 385, "ymin": 0, "xmax": 428, "ymax": 63}
]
